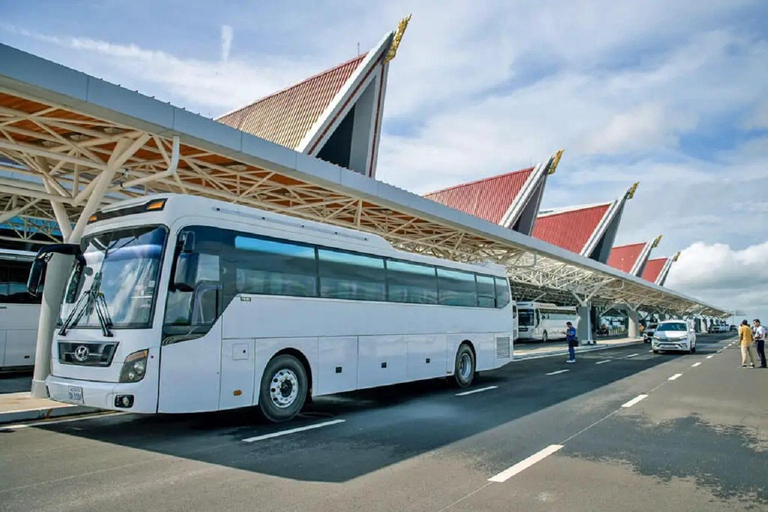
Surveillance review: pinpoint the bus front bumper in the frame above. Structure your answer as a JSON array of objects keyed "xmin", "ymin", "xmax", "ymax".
[{"xmin": 46, "ymin": 375, "xmax": 157, "ymax": 413}]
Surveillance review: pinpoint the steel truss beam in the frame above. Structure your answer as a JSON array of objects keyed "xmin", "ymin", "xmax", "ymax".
[{"xmin": 0, "ymin": 90, "xmax": 728, "ymax": 317}]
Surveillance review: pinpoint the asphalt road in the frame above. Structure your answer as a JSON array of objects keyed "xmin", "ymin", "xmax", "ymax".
[{"xmin": 0, "ymin": 333, "xmax": 765, "ymax": 512}]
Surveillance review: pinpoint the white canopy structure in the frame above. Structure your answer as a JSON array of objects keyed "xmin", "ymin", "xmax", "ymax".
[{"xmin": 0, "ymin": 42, "xmax": 728, "ymax": 394}]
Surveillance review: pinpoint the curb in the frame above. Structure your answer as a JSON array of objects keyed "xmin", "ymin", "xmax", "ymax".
[
  {"xmin": 513, "ymin": 339, "xmax": 644, "ymax": 362},
  {"xmin": 0, "ymin": 404, "xmax": 99, "ymax": 425}
]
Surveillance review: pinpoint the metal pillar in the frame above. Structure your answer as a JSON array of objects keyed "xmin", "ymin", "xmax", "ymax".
[
  {"xmin": 577, "ymin": 305, "xmax": 593, "ymax": 345},
  {"xmin": 627, "ymin": 307, "xmax": 640, "ymax": 339},
  {"xmin": 29, "ymin": 254, "xmax": 71, "ymax": 397}
]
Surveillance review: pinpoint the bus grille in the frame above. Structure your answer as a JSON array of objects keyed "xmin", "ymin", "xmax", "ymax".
[
  {"xmin": 496, "ymin": 337, "xmax": 511, "ymax": 359},
  {"xmin": 59, "ymin": 342, "xmax": 118, "ymax": 367}
]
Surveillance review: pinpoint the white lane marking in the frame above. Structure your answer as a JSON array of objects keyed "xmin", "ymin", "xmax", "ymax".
[
  {"xmin": 626, "ymin": 353, "xmax": 639, "ymax": 358},
  {"xmin": 546, "ymin": 369, "xmax": 570, "ymax": 376},
  {"xmin": 648, "ymin": 350, "xmax": 654, "ymax": 353},
  {"xmin": 707, "ymin": 355, "xmax": 714, "ymax": 359},
  {"xmin": 692, "ymin": 362, "xmax": 702, "ymax": 367},
  {"xmin": 456, "ymin": 386, "xmax": 498, "ymax": 396},
  {"xmin": 668, "ymin": 373, "xmax": 683, "ymax": 381},
  {"xmin": 595, "ymin": 360, "xmax": 611, "ymax": 365},
  {"xmin": 488, "ymin": 444, "xmax": 564, "ymax": 483},
  {"xmin": 242, "ymin": 419, "xmax": 345, "ymax": 443},
  {"xmin": 621, "ymin": 394, "xmax": 648, "ymax": 408}
]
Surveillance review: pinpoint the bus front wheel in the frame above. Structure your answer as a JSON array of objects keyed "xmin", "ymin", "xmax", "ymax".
[
  {"xmin": 453, "ymin": 344, "xmax": 475, "ymax": 388},
  {"xmin": 259, "ymin": 354, "xmax": 308, "ymax": 422}
]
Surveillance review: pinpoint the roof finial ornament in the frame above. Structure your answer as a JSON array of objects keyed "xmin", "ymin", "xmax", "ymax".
[
  {"xmin": 652, "ymin": 235, "xmax": 663, "ymax": 248},
  {"xmin": 673, "ymin": 251, "xmax": 681, "ymax": 262},
  {"xmin": 385, "ymin": 14, "xmax": 412, "ymax": 63},
  {"xmin": 548, "ymin": 149, "xmax": 564, "ymax": 175},
  {"xmin": 626, "ymin": 182, "xmax": 639, "ymax": 200}
]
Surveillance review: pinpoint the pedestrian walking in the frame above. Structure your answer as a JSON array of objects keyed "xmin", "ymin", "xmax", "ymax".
[
  {"xmin": 752, "ymin": 319, "xmax": 767, "ymax": 368},
  {"xmin": 565, "ymin": 321, "xmax": 577, "ymax": 363},
  {"xmin": 738, "ymin": 319, "xmax": 757, "ymax": 368}
]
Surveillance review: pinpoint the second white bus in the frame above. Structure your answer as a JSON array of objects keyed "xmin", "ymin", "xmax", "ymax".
[
  {"xmin": 516, "ymin": 302, "xmax": 579, "ymax": 342},
  {"xmin": 0, "ymin": 248, "xmax": 40, "ymax": 369},
  {"xmin": 29, "ymin": 194, "xmax": 515, "ymax": 422}
]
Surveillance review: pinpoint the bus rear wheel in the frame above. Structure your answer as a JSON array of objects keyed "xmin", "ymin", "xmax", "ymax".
[
  {"xmin": 259, "ymin": 354, "xmax": 308, "ymax": 423},
  {"xmin": 453, "ymin": 344, "xmax": 475, "ymax": 388}
]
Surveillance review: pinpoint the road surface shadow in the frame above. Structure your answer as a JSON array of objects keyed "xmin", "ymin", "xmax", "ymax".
[{"xmin": 15, "ymin": 336, "xmax": 737, "ymax": 483}]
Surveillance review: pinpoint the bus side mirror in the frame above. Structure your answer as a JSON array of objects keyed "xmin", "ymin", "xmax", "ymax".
[
  {"xmin": 173, "ymin": 252, "xmax": 199, "ymax": 292},
  {"xmin": 26, "ymin": 243, "xmax": 82, "ymax": 296},
  {"xmin": 27, "ymin": 258, "xmax": 46, "ymax": 296}
]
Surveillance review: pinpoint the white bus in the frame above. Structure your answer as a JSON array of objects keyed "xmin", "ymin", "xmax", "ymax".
[
  {"xmin": 29, "ymin": 194, "xmax": 515, "ymax": 422},
  {"xmin": 0, "ymin": 248, "xmax": 40, "ymax": 369},
  {"xmin": 516, "ymin": 302, "xmax": 579, "ymax": 342}
]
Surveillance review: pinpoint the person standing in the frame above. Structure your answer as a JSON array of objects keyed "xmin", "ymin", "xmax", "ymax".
[
  {"xmin": 752, "ymin": 319, "xmax": 767, "ymax": 368},
  {"xmin": 566, "ymin": 321, "xmax": 577, "ymax": 363},
  {"xmin": 738, "ymin": 319, "xmax": 757, "ymax": 368}
]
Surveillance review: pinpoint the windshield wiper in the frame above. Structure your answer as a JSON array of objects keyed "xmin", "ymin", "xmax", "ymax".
[{"xmin": 59, "ymin": 272, "xmax": 114, "ymax": 337}]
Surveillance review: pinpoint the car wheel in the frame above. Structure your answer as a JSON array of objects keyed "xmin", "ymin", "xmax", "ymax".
[
  {"xmin": 542, "ymin": 331, "xmax": 548, "ymax": 343},
  {"xmin": 259, "ymin": 354, "xmax": 308, "ymax": 423},
  {"xmin": 453, "ymin": 343, "xmax": 475, "ymax": 388},
  {"xmin": 653, "ymin": 349, "xmax": 659, "ymax": 354}
]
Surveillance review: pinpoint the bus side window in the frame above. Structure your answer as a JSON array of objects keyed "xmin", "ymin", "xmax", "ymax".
[{"xmin": 7, "ymin": 262, "xmax": 41, "ymax": 304}]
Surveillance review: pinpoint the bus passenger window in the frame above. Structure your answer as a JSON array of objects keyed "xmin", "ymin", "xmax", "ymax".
[
  {"xmin": 476, "ymin": 275, "xmax": 495, "ymax": 308},
  {"xmin": 165, "ymin": 253, "xmax": 220, "ymax": 327},
  {"xmin": 318, "ymin": 249, "xmax": 385, "ymax": 301},
  {"xmin": 437, "ymin": 269, "xmax": 476, "ymax": 307},
  {"xmin": 386, "ymin": 260, "xmax": 437, "ymax": 304},
  {"xmin": 233, "ymin": 236, "xmax": 317, "ymax": 297}
]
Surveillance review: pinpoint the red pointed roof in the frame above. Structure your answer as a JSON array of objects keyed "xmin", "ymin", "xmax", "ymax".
[
  {"xmin": 642, "ymin": 258, "xmax": 667, "ymax": 283},
  {"xmin": 217, "ymin": 54, "xmax": 367, "ymax": 149},
  {"xmin": 608, "ymin": 243, "xmax": 646, "ymax": 273},
  {"xmin": 423, "ymin": 167, "xmax": 535, "ymax": 224},
  {"xmin": 532, "ymin": 204, "xmax": 611, "ymax": 254}
]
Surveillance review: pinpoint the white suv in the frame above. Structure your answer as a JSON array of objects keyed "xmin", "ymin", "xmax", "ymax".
[{"xmin": 652, "ymin": 320, "xmax": 697, "ymax": 354}]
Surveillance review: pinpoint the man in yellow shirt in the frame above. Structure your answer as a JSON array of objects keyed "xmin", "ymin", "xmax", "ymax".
[{"xmin": 738, "ymin": 319, "xmax": 757, "ymax": 368}]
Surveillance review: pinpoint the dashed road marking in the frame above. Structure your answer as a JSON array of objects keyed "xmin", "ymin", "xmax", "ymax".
[
  {"xmin": 622, "ymin": 394, "xmax": 648, "ymax": 408},
  {"xmin": 242, "ymin": 419, "xmax": 345, "ymax": 443},
  {"xmin": 595, "ymin": 360, "xmax": 611, "ymax": 365},
  {"xmin": 668, "ymin": 373, "xmax": 683, "ymax": 381},
  {"xmin": 626, "ymin": 353, "xmax": 639, "ymax": 358},
  {"xmin": 456, "ymin": 386, "xmax": 498, "ymax": 397},
  {"xmin": 488, "ymin": 444, "xmax": 564, "ymax": 483},
  {"xmin": 707, "ymin": 355, "xmax": 714, "ymax": 359},
  {"xmin": 546, "ymin": 369, "xmax": 570, "ymax": 376},
  {"xmin": 692, "ymin": 362, "xmax": 702, "ymax": 367}
]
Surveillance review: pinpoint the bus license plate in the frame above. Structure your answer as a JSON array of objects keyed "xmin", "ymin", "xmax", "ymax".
[{"xmin": 67, "ymin": 386, "xmax": 84, "ymax": 404}]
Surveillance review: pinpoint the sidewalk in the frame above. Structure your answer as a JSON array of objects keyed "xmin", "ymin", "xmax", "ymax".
[
  {"xmin": 0, "ymin": 374, "xmax": 98, "ymax": 425},
  {"xmin": 513, "ymin": 336, "xmax": 643, "ymax": 361}
]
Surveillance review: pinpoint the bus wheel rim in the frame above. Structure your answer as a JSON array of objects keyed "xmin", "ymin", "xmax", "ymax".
[
  {"xmin": 459, "ymin": 353, "xmax": 472, "ymax": 380},
  {"xmin": 270, "ymin": 369, "xmax": 299, "ymax": 408}
]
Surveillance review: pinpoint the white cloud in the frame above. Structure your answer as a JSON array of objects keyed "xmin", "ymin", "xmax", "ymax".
[
  {"xmin": 1, "ymin": 25, "xmax": 321, "ymax": 116},
  {"xmin": 221, "ymin": 25, "xmax": 233, "ymax": 62},
  {"xmin": 666, "ymin": 241, "xmax": 768, "ymax": 318}
]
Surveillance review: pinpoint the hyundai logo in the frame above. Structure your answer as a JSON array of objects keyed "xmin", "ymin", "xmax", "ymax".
[{"xmin": 73, "ymin": 345, "xmax": 90, "ymax": 362}]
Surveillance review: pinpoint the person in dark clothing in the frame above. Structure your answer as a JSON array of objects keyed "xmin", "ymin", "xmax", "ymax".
[
  {"xmin": 752, "ymin": 319, "xmax": 767, "ymax": 368},
  {"xmin": 566, "ymin": 321, "xmax": 577, "ymax": 363}
]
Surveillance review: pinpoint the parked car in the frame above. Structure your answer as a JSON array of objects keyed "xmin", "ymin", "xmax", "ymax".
[
  {"xmin": 652, "ymin": 320, "xmax": 697, "ymax": 354},
  {"xmin": 643, "ymin": 322, "xmax": 658, "ymax": 343}
]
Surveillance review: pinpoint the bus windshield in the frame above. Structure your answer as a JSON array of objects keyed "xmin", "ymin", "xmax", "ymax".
[
  {"xmin": 60, "ymin": 226, "xmax": 166, "ymax": 329},
  {"xmin": 519, "ymin": 310, "xmax": 534, "ymax": 326}
]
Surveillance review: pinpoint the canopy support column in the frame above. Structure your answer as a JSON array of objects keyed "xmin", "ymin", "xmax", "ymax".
[{"xmin": 30, "ymin": 136, "xmax": 148, "ymax": 398}]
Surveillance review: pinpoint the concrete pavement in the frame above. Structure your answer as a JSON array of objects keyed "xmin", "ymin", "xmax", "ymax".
[{"xmin": 0, "ymin": 333, "xmax": 764, "ymax": 511}]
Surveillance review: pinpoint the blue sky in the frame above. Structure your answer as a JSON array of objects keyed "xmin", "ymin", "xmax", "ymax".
[{"xmin": 1, "ymin": 0, "xmax": 767, "ymax": 318}]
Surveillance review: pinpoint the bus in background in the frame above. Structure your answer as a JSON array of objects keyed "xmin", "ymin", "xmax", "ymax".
[
  {"xmin": 0, "ymin": 248, "xmax": 41, "ymax": 369},
  {"xmin": 28, "ymin": 194, "xmax": 515, "ymax": 422},
  {"xmin": 516, "ymin": 302, "xmax": 579, "ymax": 342}
]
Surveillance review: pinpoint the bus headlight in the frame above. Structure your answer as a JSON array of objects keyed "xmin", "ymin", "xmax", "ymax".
[{"xmin": 119, "ymin": 349, "xmax": 149, "ymax": 383}]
